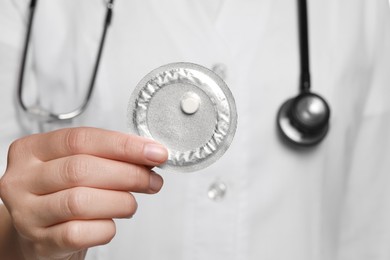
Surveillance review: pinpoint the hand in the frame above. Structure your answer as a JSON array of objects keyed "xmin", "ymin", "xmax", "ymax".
[{"xmin": 0, "ymin": 127, "xmax": 168, "ymax": 260}]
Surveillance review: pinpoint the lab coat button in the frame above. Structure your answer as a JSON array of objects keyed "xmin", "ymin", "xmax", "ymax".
[
  {"xmin": 211, "ymin": 63, "xmax": 227, "ymax": 80},
  {"xmin": 208, "ymin": 181, "xmax": 227, "ymax": 201}
]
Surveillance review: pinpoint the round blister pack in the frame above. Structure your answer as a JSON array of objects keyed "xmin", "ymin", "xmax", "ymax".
[{"xmin": 127, "ymin": 62, "xmax": 237, "ymax": 172}]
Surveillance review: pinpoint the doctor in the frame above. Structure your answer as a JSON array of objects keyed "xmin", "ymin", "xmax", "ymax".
[{"xmin": 1, "ymin": 0, "xmax": 390, "ymax": 259}]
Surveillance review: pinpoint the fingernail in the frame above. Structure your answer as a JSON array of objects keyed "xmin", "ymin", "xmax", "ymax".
[
  {"xmin": 144, "ymin": 143, "xmax": 168, "ymax": 163},
  {"xmin": 149, "ymin": 172, "xmax": 163, "ymax": 192}
]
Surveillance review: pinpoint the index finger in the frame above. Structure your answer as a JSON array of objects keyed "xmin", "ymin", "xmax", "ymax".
[{"xmin": 26, "ymin": 127, "xmax": 168, "ymax": 166}]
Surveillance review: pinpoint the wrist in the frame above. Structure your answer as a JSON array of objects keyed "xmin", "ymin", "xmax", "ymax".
[{"xmin": 0, "ymin": 204, "xmax": 25, "ymax": 260}]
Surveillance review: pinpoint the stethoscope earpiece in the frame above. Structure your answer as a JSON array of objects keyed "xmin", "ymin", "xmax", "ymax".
[{"xmin": 277, "ymin": 92, "xmax": 330, "ymax": 146}]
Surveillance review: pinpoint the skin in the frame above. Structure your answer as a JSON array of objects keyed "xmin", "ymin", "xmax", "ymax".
[{"xmin": 0, "ymin": 127, "xmax": 168, "ymax": 260}]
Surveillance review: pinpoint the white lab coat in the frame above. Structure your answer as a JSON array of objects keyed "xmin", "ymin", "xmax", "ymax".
[{"xmin": 1, "ymin": 0, "xmax": 390, "ymax": 259}]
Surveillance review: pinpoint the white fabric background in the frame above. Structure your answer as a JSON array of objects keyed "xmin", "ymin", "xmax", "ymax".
[{"xmin": 1, "ymin": 1, "xmax": 390, "ymax": 259}]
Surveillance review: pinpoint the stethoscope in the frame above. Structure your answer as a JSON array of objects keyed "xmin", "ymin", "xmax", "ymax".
[
  {"xmin": 277, "ymin": 0, "xmax": 330, "ymax": 146},
  {"xmin": 17, "ymin": 0, "xmax": 114, "ymax": 122},
  {"xmin": 18, "ymin": 0, "xmax": 330, "ymax": 147}
]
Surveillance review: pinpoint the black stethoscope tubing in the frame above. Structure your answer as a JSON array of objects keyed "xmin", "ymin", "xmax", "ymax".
[
  {"xmin": 298, "ymin": 0, "xmax": 311, "ymax": 92},
  {"xmin": 17, "ymin": 0, "xmax": 114, "ymax": 122}
]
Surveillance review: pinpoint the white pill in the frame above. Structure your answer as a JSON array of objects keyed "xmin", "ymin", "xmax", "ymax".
[{"xmin": 180, "ymin": 92, "xmax": 201, "ymax": 115}]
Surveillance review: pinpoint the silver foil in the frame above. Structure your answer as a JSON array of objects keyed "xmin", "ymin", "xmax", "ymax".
[{"xmin": 127, "ymin": 62, "xmax": 237, "ymax": 172}]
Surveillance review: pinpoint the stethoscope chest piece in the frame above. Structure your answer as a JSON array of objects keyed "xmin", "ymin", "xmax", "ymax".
[
  {"xmin": 277, "ymin": 92, "xmax": 330, "ymax": 146},
  {"xmin": 128, "ymin": 62, "xmax": 237, "ymax": 172}
]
